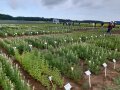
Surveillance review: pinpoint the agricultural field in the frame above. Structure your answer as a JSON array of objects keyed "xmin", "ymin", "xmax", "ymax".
[
  {"xmin": 1, "ymin": 23, "xmax": 119, "ymax": 38},
  {"xmin": 0, "ymin": 23, "xmax": 91, "ymax": 37},
  {"xmin": 0, "ymin": 23, "xmax": 120, "ymax": 90}
]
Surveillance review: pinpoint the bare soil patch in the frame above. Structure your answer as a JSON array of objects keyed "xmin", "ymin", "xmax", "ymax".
[
  {"xmin": 112, "ymin": 30, "xmax": 120, "ymax": 34},
  {"xmin": 0, "ymin": 86, "xmax": 3, "ymax": 90},
  {"xmin": 84, "ymin": 60, "xmax": 120, "ymax": 90}
]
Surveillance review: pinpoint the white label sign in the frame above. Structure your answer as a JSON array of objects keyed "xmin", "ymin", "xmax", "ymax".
[
  {"xmin": 13, "ymin": 47, "xmax": 16, "ymax": 49},
  {"xmin": 113, "ymin": 59, "xmax": 116, "ymax": 69},
  {"xmin": 64, "ymin": 40, "xmax": 66, "ymax": 42},
  {"xmin": 113, "ymin": 59, "xmax": 116, "ymax": 63},
  {"xmin": 115, "ymin": 49, "xmax": 118, "ymax": 51},
  {"xmin": 85, "ymin": 70, "xmax": 92, "ymax": 88},
  {"xmin": 54, "ymin": 41, "xmax": 57, "ymax": 44},
  {"xmin": 29, "ymin": 45, "xmax": 32, "ymax": 47},
  {"xmin": 85, "ymin": 70, "xmax": 91, "ymax": 76},
  {"xmin": 103, "ymin": 63, "xmax": 107, "ymax": 67},
  {"xmin": 5, "ymin": 33, "xmax": 7, "ymax": 36},
  {"xmin": 64, "ymin": 83, "xmax": 72, "ymax": 90},
  {"xmin": 45, "ymin": 42, "xmax": 47, "ymax": 45},
  {"xmin": 48, "ymin": 76, "xmax": 52, "ymax": 81},
  {"xmin": 71, "ymin": 67, "xmax": 74, "ymax": 71}
]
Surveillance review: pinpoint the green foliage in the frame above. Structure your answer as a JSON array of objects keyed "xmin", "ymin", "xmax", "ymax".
[
  {"xmin": 15, "ymin": 50, "xmax": 63, "ymax": 89},
  {"xmin": 0, "ymin": 55, "xmax": 31, "ymax": 90},
  {"xmin": 0, "ymin": 26, "xmax": 120, "ymax": 89}
]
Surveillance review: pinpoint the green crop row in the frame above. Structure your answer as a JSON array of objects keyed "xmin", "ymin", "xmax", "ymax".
[
  {"xmin": 0, "ymin": 30, "xmax": 120, "ymax": 87},
  {"xmin": 0, "ymin": 54, "xmax": 31, "ymax": 90},
  {"xmin": 1, "ymin": 23, "xmax": 117, "ymax": 37},
  {"xmin": 15, "ymin": 50, "xmax": 63, "ymax": 90},
  {"xmin": 87, "ymin": 35, "xmax": 120, "ymax": 51}
]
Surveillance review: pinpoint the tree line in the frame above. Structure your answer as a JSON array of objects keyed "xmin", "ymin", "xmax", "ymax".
[{"xmin": 0, "ymin": 13, "xmax": 104, "ymax": 24}]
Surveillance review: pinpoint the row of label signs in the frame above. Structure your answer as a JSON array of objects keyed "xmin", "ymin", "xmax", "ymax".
[{"xmin": 48, "ymin": 59, "xmax": 116, "ymax": 90}]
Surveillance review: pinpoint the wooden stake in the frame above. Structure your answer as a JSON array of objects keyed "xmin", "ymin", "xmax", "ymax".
[
  {"xmin": 89, "ymin": 75, "xmax": 91, "ymax": 88},
  {"xmin": 113, "ymin": 59, "xmax": 116, "ymax": 69},
  {"xmin": 103, "ymin": 63, "xmax": 107, "ymax": 77},
  {"xmin": 85, "ymin": 70, "xmax": 91, "ymax": 88},
  {"xmin": 105, "ymin": 67, "xmax": 107, "ymax": 77}
]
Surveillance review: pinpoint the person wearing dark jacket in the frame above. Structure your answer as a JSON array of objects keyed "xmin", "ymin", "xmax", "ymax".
[{"xmin": 107, "ymin": 22, "xmax": 113, "ymax": 34}]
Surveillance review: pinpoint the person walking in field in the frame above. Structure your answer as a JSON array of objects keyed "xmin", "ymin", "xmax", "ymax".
[{"xmin": 107, "ymin": 22, "xmax": 113, "ymax": 34}]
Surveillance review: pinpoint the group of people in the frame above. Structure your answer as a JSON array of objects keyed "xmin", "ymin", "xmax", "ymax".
[{"xmin": 107, "ymin": 21, "xmax": 116, "ymax": 34}]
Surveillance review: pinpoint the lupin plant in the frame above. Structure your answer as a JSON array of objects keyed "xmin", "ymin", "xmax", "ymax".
[
  {"xmin": 14, "ymin": 50, "xmax": 63, "ymax": 90},
  {"xmin": 0, "ymin": 55, "xmax": 31, "ymax": 90}
]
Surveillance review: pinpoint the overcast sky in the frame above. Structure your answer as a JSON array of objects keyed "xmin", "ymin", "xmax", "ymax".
[{"xmin": 0, "ymin": 0, "xmax": 120, "ymax": 21}]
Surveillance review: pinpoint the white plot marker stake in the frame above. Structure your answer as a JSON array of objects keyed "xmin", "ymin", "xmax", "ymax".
[
  {"xmin": 85, "ymin": 70, "xmax": 91, "ymax": 88},
  {"xmin": 71, "ymin": 67, "xmax": 74, "ymax": 71},
  {"xmin": 13, "ymin": 47, "xmax": 16, "ymax": 51},
  {"xmin": 36, "ymin": 32, "xmax": 38, "ymax": 35},
  {"xmin": 54, "ymin": 41, "xmax": 57, "ymax": 48},
  {"xmin": 29, "ymin": 45, "xmax": 32, "ymax": 51},
  {"xmin": 64, "ymin": 83, "xmax": 72, "ymax": 90},
  {"xmin": 32, "ymin": 86, "xmax": 35, "ymax": 90},
  {"xmin": 44, "ymin": 42, "xmax": 47, "ymax": 49},
  {"xmin": 48, "ymin": 76, "xmax": 53, "ymax": 86},
  {"xmin": 103, "ymin": 63, "xmax": 107, "ymax": 77},
  {"xmin": 113, "ymin": 59, "xmax": 116, "ymax": 69}
]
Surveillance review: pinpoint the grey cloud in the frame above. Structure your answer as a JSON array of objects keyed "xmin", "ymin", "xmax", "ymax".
[
  {"xmin": 72, "ymin": 0, "xmax": 104, "ymax": 8},
  {"xmin": 39, "ymin": 0, "xmax": 105, "ymax": 9},
  {"xmin": 7, "ymin": 0, "xmax": 120, "ymax": 10},
  {"xmin": 8, "ymin": 0, "xmax": 67, "ymax": 9},
  {"xmin": 40, "ymin": 0, "xmax": 67, "ymax": 7},
  {"xmin": 40, "ymin": 0, "xmax": 119, "ymax": 9}
]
